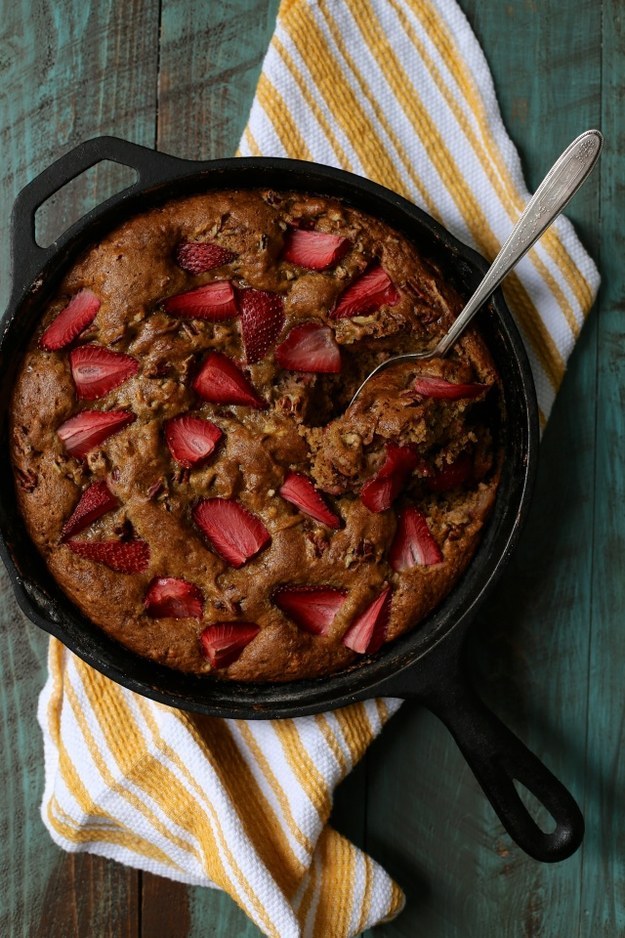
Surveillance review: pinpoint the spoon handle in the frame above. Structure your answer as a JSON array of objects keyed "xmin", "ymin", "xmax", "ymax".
[{"xmin": 435, "ymin": 129, "xmax": 603, "ymax": 356}]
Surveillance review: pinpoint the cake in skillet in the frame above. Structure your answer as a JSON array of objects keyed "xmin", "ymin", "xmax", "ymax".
[{"xmin": 10, "ymin": 188, "xmax": 501, "ymax": 682}]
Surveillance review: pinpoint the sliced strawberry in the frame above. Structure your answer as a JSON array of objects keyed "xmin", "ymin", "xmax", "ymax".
[
  {"xmin": 282, "ymin": 228, "xmax": 350, "ymax": 270},
  {"xmin": 275, "ymin": 322, "xmax": 341, "ymax": 373},
  {"xmin": 411, "ymin": 375, "xmax": 489, "ymax": 400},
  {"xmin": 176, "ymin": 241, "xmax": 237, "ymax": 274},
  {"xmin": 192, "ymin": 352, "xmax": 266, "ymax": 409},
  {"xmin": 193, "ymin": 498, "xmax": 271, "ymax": 568},
  {"xmin": 342, "ymin": 586, "xmax": 391, "ymax": 654},
  {"xmin": 162, "ymin": 281, "xmax": 238, "ymax": 320},
  {"xmin": 67, "ymin": 538, "xmax": 150, "ymax": 573},
  {"xmin": 57, "ymin": 410, "xmax": 136, "ymax": 458},
  {"xmin": 61, "ymin": 481, "xmax": 119, "ymax": 540},
  {"xmin": 426, "ymin": 452, "xmax": 474, "ymax": 493},
  {"xmin": 165, "ymin": 415, "xmax": 223, "ymax": 468},
  {"xmin": 69, "ymin": 345, "xmax": 139, "ymax": 400},
  {"xmin": 239, "ymin": 288, "xmax": 285, "ymax": 364},
  {"xmin": 199, "ymin": 622, "xmax": 260, "ymax": 669},
  {"xmin": 145, "ymin": 577, "xmax": 203, "ymax": 619},
  {"xmin": 40, "ymin": 289, "xmax": 101, "ymax": 351},
  {"xmin": 274, "ymin": 586, "xmax": 348, "ymax": 636},
  {"xmin": 331, "ymin": 264, "xmax": 399, "ymax": 319},
  {"xmin": 361, "ymin": 445, "xmax": 419, "ymax": 513},
  {"xmin": 389, "ymin": 506, "xmax": 443, "ymax": 571},
  {"xmin": 279, "ymin": 472, "xmax": 341, "ymax": 528}
]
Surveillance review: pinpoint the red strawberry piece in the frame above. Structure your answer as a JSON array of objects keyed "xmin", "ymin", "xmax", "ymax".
[
  {"xmin": 239, "ymin": 288, "xmax": 285, "ymax": 364},
  {"xmin": 361, "ymin": 445, "xmax": 419, "ymax": 513},
  {"xmin": 61, "ymin": 480, "xmax": 119, "ymax": 540},
  {"xmin": 279, "ymin": 472, "xmax": 341, "ymax": 528},
  {"xmin": 162, "ymin": 281, "xmax": 238, "ymax": 320},
  {"xmin": 411, "ymin": 375, "xmax": 489, "ymax": 400},
  {"xmin": 57, "ymin": 410, "xmax": 136, "ymax": 458},
  {"xmin": 165, "ymin": 415, "xmax": 223, "ymax": 468},
  {"xmin": 282, "ymin": 228, "xmax": 350, "ymax": 270},
  {"xmin": 176, "ymin": 241, "xmax": 237, "ymax": 274},
  {"xmin": 145, "ymin": 577, "xmax": 203, "ymax": 619},
  {"xmin": 426, "ymin": 452, "xmax": 474, "ymax": 493},
  {"xmin": 199, "ymin": 622, "xmax": 260, "ymax": 669},
  {"xmin": 274, "ymin": 586, "xmax": 348, "ymax": 636},
  {"xmin": 193, "ymin": 498, "xmax": 271, "ymax": 568},
  {"xmin": 40, "ymin": 289, "xmax": 101, "ymax": 351},
  {"xmin": 193, "ymin": 352, "xmax": 266, "ymax": 409},
  {"xmin": 342, "ymin": 586, "xmax": 391, "ymax": 654},
  {"xmin": 331, "ymin": 264, "xmax": 399, "ymax": 319},
  {"xmin": 275, "ymin": 322, "xmax": 341, "ymax": 373},
  {"xmin": 67, "ymin": 538, "xmax": 150, "ymax": 573},
  {"xmin": 69, "ymin": 345, "xmax": 139, "ymax": 400},
  {"xmin": 389, "ymin": 506, "xmax": 443, "ymax": 571}
]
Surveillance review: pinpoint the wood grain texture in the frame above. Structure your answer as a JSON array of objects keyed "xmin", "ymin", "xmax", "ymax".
[
  {"xmin": 0, "ymin": 0, "xmax": 159, "ymax": 934},
  {"xmin": 1, "ymin": 0, "xmax": 623, "ymax": 936}
]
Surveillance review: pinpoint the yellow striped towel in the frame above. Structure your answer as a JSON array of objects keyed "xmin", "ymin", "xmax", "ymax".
[{"xmin": 38, "ymin": 1, "xmax": 600, "ymax": 937}]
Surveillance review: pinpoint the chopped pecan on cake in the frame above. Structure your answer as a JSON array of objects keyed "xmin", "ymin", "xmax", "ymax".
[{"xmin": 10, "ymin": 189, "xmax": 501, "ymax": 682}]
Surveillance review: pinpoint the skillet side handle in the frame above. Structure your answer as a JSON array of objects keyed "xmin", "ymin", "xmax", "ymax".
[
  {"xmin": 10, "ymin": 136, "xmax": 186, "ymax": 301},
  {"xmin": 422, "ymin": 672, "xmax": 584, "ymax": 862}
]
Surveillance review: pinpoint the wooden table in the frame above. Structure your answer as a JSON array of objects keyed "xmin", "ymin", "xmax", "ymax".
[{"xmin": 1, "ymin": 1, "xmax": 622, "ymax": 935}]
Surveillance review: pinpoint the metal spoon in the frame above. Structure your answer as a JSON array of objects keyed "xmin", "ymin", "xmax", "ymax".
[{"xmin": 349, "ymin": 129, "xmax": 603, "ymax": 407}]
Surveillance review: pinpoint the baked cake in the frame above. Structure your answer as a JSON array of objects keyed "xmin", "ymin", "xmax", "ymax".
[{"xmin": 10, "ymin": 188, "xmax": 501, "ymax": 682}]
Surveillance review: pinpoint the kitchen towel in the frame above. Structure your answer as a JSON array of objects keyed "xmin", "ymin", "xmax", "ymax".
[{"xmin": 38, "ymin": 1, "xmax": 600, "ymax": 937}]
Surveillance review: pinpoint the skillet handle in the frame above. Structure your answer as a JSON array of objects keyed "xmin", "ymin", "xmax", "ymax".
[
  {"xmin": 422, "ymin": 671, "xmax": 584, "ymax": 862},
  {"xmin": 10, "ymin": 136, "xmax": 187, "ymax": 300}
]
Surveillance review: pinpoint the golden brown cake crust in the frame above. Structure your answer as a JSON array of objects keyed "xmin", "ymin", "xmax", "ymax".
[{"xmin": 10, "ymin": 188, "xmax": 501, "ymax": 682}]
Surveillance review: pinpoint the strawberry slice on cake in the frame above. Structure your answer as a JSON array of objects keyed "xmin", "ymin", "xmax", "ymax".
[
  {"xmin": 199, "ymin": 623, "xmax": 260, "ymax": 669},
  {"xmin": 193, "ymin": 498, "xmax": 271, "ymax": 568},
  {"xmin": 69, "ymin": 345, "xmax": 138, "ymax": 400},
  {"xmin": 274, "ymin": 585, "xmax": 348, "ymax": 636},
  {"xmin": 57, "ymin": 410, "xmax": 136, "ymax": 458},
  {"xmin": 40, "ymin": 289, "xmax": 101, "ymax": 351},
  {"xmin": 281, "ymin": 228, "xmax": 350, "ymax": 270},
  {"xmin": 145, "ymin": 577, "xmax": 204, "ymax": 619},
  {"xmin": 275, "ymin": 322, "xmax": 341, "ymax": 373}
]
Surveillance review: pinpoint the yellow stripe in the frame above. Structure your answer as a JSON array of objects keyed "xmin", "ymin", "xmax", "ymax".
[
  {"xmin": 356, "ymin": 852, "xmax": 374, "ymax": 934},
  {"xmin": 66, "ymin": 675, "xmax": 198, "ymax": 861},
  {"xmin": 296, "ymin": 857, "xmax": 319, "ymax": 932},
  {"xmin": 312, "ymin": 831, "xmax": 357, "ymax": 938},
  {"xmin": 285, "ymin": 1, "xmax": 439, "ymax": 216},
  {"xmin": 191, "ymin": 716, "xmax": 304, "ymax": 896},
  {"xmin": 243, "ymin": 126, "xmax": 262, "ymax": 156},
  {"xmin": 274, "ymin": 719, "xmax": 331, "ymax": 818},
  {"xmin": 135, "ymin": 697, "xmax": 280, "ymax": 937},
  {"xmin": 415, "ymin": 0, "xmax": 593, "ymax": 313},
  {"xmin": 388, "ymin": 0, "xmax": 583, "ymax": 340},
  {"xmin": 273, "ymin": 35, "xmax": 354, "ymax": 172},
  {"xmin": 333, "ymin": 703, "xmax": 375, "ymax": 765},
  {"xmin": 334, "ymin": 0, "xmax": 564, "ymax": 390},
  {"xmin": 375, "ymin": 698, "xmax": 390, "ymax": 724},
  {"xmin": 256, "ymin": 73, "xmax": 314, "ymax": 161},
  {"xmin": 237, "ymin": 721, "xmax": 314, "ymax": 858},
  {"xmin": 46, "ymin": 796, "xmax": 178, "ymax": 866},
  {"xmin": 314, "ymin": 713, "xmax": 349, "ymax": 774}
]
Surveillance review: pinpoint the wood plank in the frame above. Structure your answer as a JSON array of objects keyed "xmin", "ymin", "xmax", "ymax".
[
  {"xmin": 0, "ymin": 0, "xmax": 161, "ymax": 933},
  {"xmin": 582, "ymin": 0, "xmax": 625, "ymax": 933},
  {"xmin": 364, "ymin": 0, "xmax": 602, "ymax": 935}
]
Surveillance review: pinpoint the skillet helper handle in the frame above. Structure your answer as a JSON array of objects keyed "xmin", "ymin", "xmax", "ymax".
[
  {"xmin": 10, "ymin": 136, "xmax": 185, "ymax": 299},
  {"xmin": 425, "ymin": 674, "xmax": 584, "ymax": 862}
]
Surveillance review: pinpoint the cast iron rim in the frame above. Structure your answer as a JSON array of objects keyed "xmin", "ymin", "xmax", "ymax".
[{"xmin": 0, "ymin": 148, "xmax": 539, "ymax": 717}]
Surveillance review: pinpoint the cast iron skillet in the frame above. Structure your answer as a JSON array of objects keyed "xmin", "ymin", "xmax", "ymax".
[{"xmin": 0, "ymin": 137, "xmax": 583, "ymax": 863}]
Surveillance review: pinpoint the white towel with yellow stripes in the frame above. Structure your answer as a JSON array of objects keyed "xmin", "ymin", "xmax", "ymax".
[{"xmin": 38, "ymin": 1, "xmax": 599, "ymax": 936}]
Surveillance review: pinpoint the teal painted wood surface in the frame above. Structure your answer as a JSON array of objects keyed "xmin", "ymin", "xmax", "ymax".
[{"xmin": 0, "ymin": 1, "xmax": 622, "ymax": 936}]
